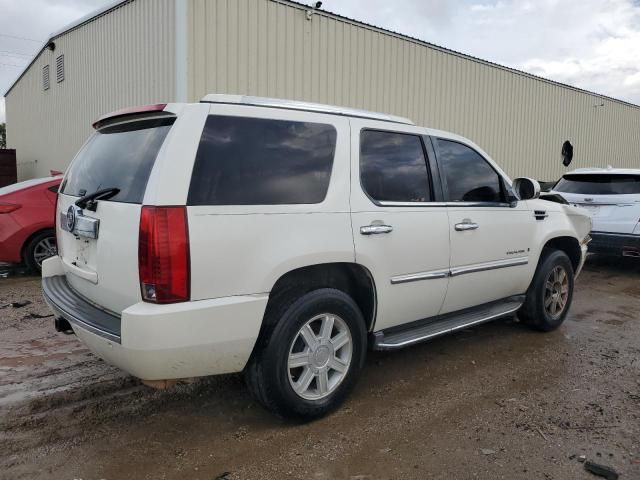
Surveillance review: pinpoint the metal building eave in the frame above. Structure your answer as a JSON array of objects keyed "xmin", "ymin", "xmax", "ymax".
[
  {"xmin": 272, "ymin": 0, "xmax": 640, "ymax": 111},
  {"xmin": 4, "ymin": 0, "xmax": 640, "ymax": 112},
  {"xmin": 3, "ymin": 0, "xmax": 133, "ymax": 97}
]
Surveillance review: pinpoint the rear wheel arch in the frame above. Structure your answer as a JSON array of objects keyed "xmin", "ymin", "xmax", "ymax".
[
  {"xmin": 250, "ymin": 263, "xmax": 377, "ymax": 362},
  {"xmin": 263, "ymin": 262, "xmax": 377, "ymax": 331}
]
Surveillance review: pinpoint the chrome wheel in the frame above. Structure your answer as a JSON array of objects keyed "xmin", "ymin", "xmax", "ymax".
[
  {"xmin": 544, "ymin": 265, "xmax": 569, "ymax": 319},
  {"xmin": 287, "ymin": 313, "xmax": 353, "ymax": 401},
  {"xmin": 33, "ymin": 236, "xmax": 57, "ymax": 268}
]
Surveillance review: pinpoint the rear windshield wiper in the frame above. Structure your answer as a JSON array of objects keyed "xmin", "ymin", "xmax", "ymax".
[{"xmin": 75, "ymin": 187, "xmax": 121, "ymax": 211}]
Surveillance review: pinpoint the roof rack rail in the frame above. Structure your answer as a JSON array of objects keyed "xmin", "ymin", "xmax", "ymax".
[{"xmin": 200, "ymin": 94, "xmax": 414, "ymax": 125}]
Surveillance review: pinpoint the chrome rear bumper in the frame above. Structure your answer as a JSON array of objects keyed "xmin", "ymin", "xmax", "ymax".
[{"xmin": 42, "ymin": 275, "xmax": 122, "ymax": 343}]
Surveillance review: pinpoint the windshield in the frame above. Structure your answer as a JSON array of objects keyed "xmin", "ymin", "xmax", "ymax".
[
  {"xmin": 554, "ymin": 174, "xmax": 640, "ymax": 195},
  {"xmin": 60, "ymin": 117, "xmax": 174, "ymax": 204}
]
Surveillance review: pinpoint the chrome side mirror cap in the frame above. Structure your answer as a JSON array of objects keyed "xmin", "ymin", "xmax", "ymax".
[{"xmin": 512, "ymin": 177, "xmax": 541, "ymax": 200}]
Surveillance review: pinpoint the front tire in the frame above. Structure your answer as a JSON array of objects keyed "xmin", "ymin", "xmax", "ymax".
[
  {"xmin": 24, "ymin": 229, "xmax": 57, "ymax": 273},
  {"xmin": 519, "ymin": 249, "xmax": 574, "ymax": 331},
  {"xmin": 245, "ymin": 288, "xmax": 367, "ymax": 421}
]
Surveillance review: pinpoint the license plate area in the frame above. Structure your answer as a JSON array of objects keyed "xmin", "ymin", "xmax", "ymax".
[
  {"xmin": 60, "ymin": 205, "xmax": 100, "ymax": 239},
  {"xmin": 572, "ymin": 203, "xmax": 601, "ymax": 216}
]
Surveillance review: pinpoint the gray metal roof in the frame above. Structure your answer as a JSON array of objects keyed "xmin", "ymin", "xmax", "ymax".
[{"xmin": 4, "ymin": 0, "xmax": 640, "ymax": 111}]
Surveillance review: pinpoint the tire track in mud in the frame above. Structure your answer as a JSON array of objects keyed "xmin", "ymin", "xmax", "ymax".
[{"xmin": 1, "ymin": 257, "xmax": 640, "ymax": 479}]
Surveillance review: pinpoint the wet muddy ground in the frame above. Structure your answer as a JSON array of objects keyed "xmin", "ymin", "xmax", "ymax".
[{"xmin": 1, "ymin": 256, "xmax": 639, "ymax": 480}]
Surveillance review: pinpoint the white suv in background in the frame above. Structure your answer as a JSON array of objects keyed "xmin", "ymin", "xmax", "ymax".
[
  {"xmin": 43, "ymin": 95, "xmax": 591, "ymax": 420},
  {"xmin": 552, "ymin": 168, "xmax": 640, "ymax": 258}
]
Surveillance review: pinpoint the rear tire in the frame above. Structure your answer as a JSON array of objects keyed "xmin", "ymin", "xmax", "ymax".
[
  {"xmin": 519, "ymin": 249, "xmax": 574, "ymax": 331},
  {"xmin": 24, "ymin": 229, "xmax": 57, "ymax": 273},
  {"xmin": 245, "ymin": 288, "xmax": 367, "ymax": 421}
]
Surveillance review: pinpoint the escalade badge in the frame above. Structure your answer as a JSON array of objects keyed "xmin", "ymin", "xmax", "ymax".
[{"xmin": 66, "ymin": 205, "xmax": 77, "ymax": 232}]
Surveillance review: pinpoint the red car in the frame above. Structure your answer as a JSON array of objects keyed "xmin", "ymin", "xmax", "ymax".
[{"xmin": 0, "ymin": 176, "xmax": 61, "ymax": 271}]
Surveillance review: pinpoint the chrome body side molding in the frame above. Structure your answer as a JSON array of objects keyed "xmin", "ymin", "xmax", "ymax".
[
  {"xmin": 390, "ymin": 257, "xmax": 528, "ymax": 284},
  {"xmin": 390, "ymin": 269, "xmax": 449, "ymax": 284},
  {"xmin": 449, "ymin": 256, "xmax": 528, "ymax": 277}
]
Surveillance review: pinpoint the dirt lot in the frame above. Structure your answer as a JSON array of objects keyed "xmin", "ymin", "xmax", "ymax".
[{"xmin": 1, "ymin": 256, "xmax": 639, "ymax": 480}]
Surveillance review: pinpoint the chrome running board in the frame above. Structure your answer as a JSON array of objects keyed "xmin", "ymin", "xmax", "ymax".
[{"xmin": 372, "ymin": 295, "xmax": 525, "ymax": 351}]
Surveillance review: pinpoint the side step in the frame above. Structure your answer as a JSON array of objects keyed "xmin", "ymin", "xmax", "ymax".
[{"xmin": 372, "ymin": 295, "xmax": 525, "ymax": 351}]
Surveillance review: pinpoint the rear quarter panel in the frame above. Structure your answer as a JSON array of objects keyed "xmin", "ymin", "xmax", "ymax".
[
  {"xmin": 188, "ymin": 210, "xmax": 354, "ymax": 299},
  {"xmin": 185, "ymin": 105, "xmax": 354, "ymax": 301}
]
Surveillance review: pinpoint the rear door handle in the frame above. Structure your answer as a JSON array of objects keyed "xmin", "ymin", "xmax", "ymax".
[
  {"xmin": 360, "ymin": 224, "xmax": 393, "ymax": 235},
  {"xmin": 455, "ymin": 221, "xmax": 479, "ymax": 231}
]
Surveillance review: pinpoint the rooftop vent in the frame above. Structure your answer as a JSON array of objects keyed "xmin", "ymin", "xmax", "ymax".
[
  {"xmin": 43, "ymin": 65, "xmax": 50, "ymax": 91},
  {"xmin": 56, "ymin": 55, "xmax": 64, "ymax": 83}
]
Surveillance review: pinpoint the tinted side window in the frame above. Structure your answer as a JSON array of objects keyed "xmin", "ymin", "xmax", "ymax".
[
  {"xmin": 360, "ymin": 130, "xmax": 431, "ymax": 202},
  {"xmin": 188, "ymin": 116, "xmax": 336, "ymax": 205},
  {"xmin": 437, "ymin": 139, "xmax": 503, "ymax": 203}
]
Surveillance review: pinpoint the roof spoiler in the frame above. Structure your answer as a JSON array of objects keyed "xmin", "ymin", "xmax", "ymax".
[{"xmin": 92, "ymin": 104, "xmax": 169, "ymax": 130}]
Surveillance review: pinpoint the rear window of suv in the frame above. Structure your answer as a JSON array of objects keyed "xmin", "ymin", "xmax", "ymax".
[
  {"xmin": 554, "ymin": 174, "xmax": 640, "ymax": 195},
  {"xmin": 61, "ymin": 117, "xmax": 174, "ymax": 204},
  {"xmin": 188, "ymin": 115, "xmax": 337, "ymax": 205}
]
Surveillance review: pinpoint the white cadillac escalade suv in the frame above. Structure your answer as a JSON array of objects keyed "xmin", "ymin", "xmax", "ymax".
[{"xmin": 43, "ymin": 95, "xmax": 591, "ymax": 420}]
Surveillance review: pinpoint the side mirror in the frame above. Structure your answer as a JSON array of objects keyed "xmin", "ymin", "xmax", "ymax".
[{"xmin": 512, "ymin": 177, "xmax": 541, "ymax": 200}]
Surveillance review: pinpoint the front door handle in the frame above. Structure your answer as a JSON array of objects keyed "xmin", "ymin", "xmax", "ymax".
[
  {"xmin": 455, "ymin": 221, "xmax": 479, "ymax": 231},
  {"xmin": 360, "ymin": 224, "xmax": 393, "ymax": 235}
]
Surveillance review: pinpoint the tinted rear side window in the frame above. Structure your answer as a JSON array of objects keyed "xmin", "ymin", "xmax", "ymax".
[
  {"xmin": 61, "ymin": 117, "xmax": 174, "ymax": 204},
  {"xmin": 360, "ymin": 130, "xmax": 431, "ymax": 202},
  {"xmin": 437, "ymin": 139, "xmax": 504, "ymax": 203},
  {"xmin": 188, "ymin": 116, "xmax": 337, "ymax": 205},
  {"xmin": 554, "ymin": 174, "xmax": 640, "ymax": 195}
]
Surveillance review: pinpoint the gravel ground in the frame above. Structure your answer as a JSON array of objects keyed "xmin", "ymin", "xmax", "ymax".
[{"xmin": 0, "ymin": 255, "xmax": 639, "ymax": 480}]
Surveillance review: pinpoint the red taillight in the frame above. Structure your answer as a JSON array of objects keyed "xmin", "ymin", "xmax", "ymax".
[
  {"xmin": 138, "ymin": 206, "xmax": 190, "ymax": 304},
  {"xmin": 52, "ymin": 192, "xmax": 60, "ymax": 255},
  {"xmin": 0, "ymin": 203, "xmax": 20, "ymax": 214},
  {"xmin": 54, "ymin": 192, "xmax": 59, "ymax": 226}
]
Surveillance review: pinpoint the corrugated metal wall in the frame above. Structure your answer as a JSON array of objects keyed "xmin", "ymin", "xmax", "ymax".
[
  {"xmin": 187, "ymin": 0, "xmax": 640, "ymax": 180},
  {"xmin": 6, "ymin": 0, "xmax": 640, "ymax": 181},
  {"xmin": 5, "ymin": 0, "xmax": 176, "ymax": 180}
]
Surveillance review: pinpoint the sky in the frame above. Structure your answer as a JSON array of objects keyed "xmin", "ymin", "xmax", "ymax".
[{"xmin": 1, "ymin": 0, "xmax": 640, "ymax": 123}]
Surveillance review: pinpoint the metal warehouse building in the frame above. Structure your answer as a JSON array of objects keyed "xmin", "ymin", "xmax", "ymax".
[{"xmin": 4, "ymin": 0, "xmax": 640, "ymax": 181}]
